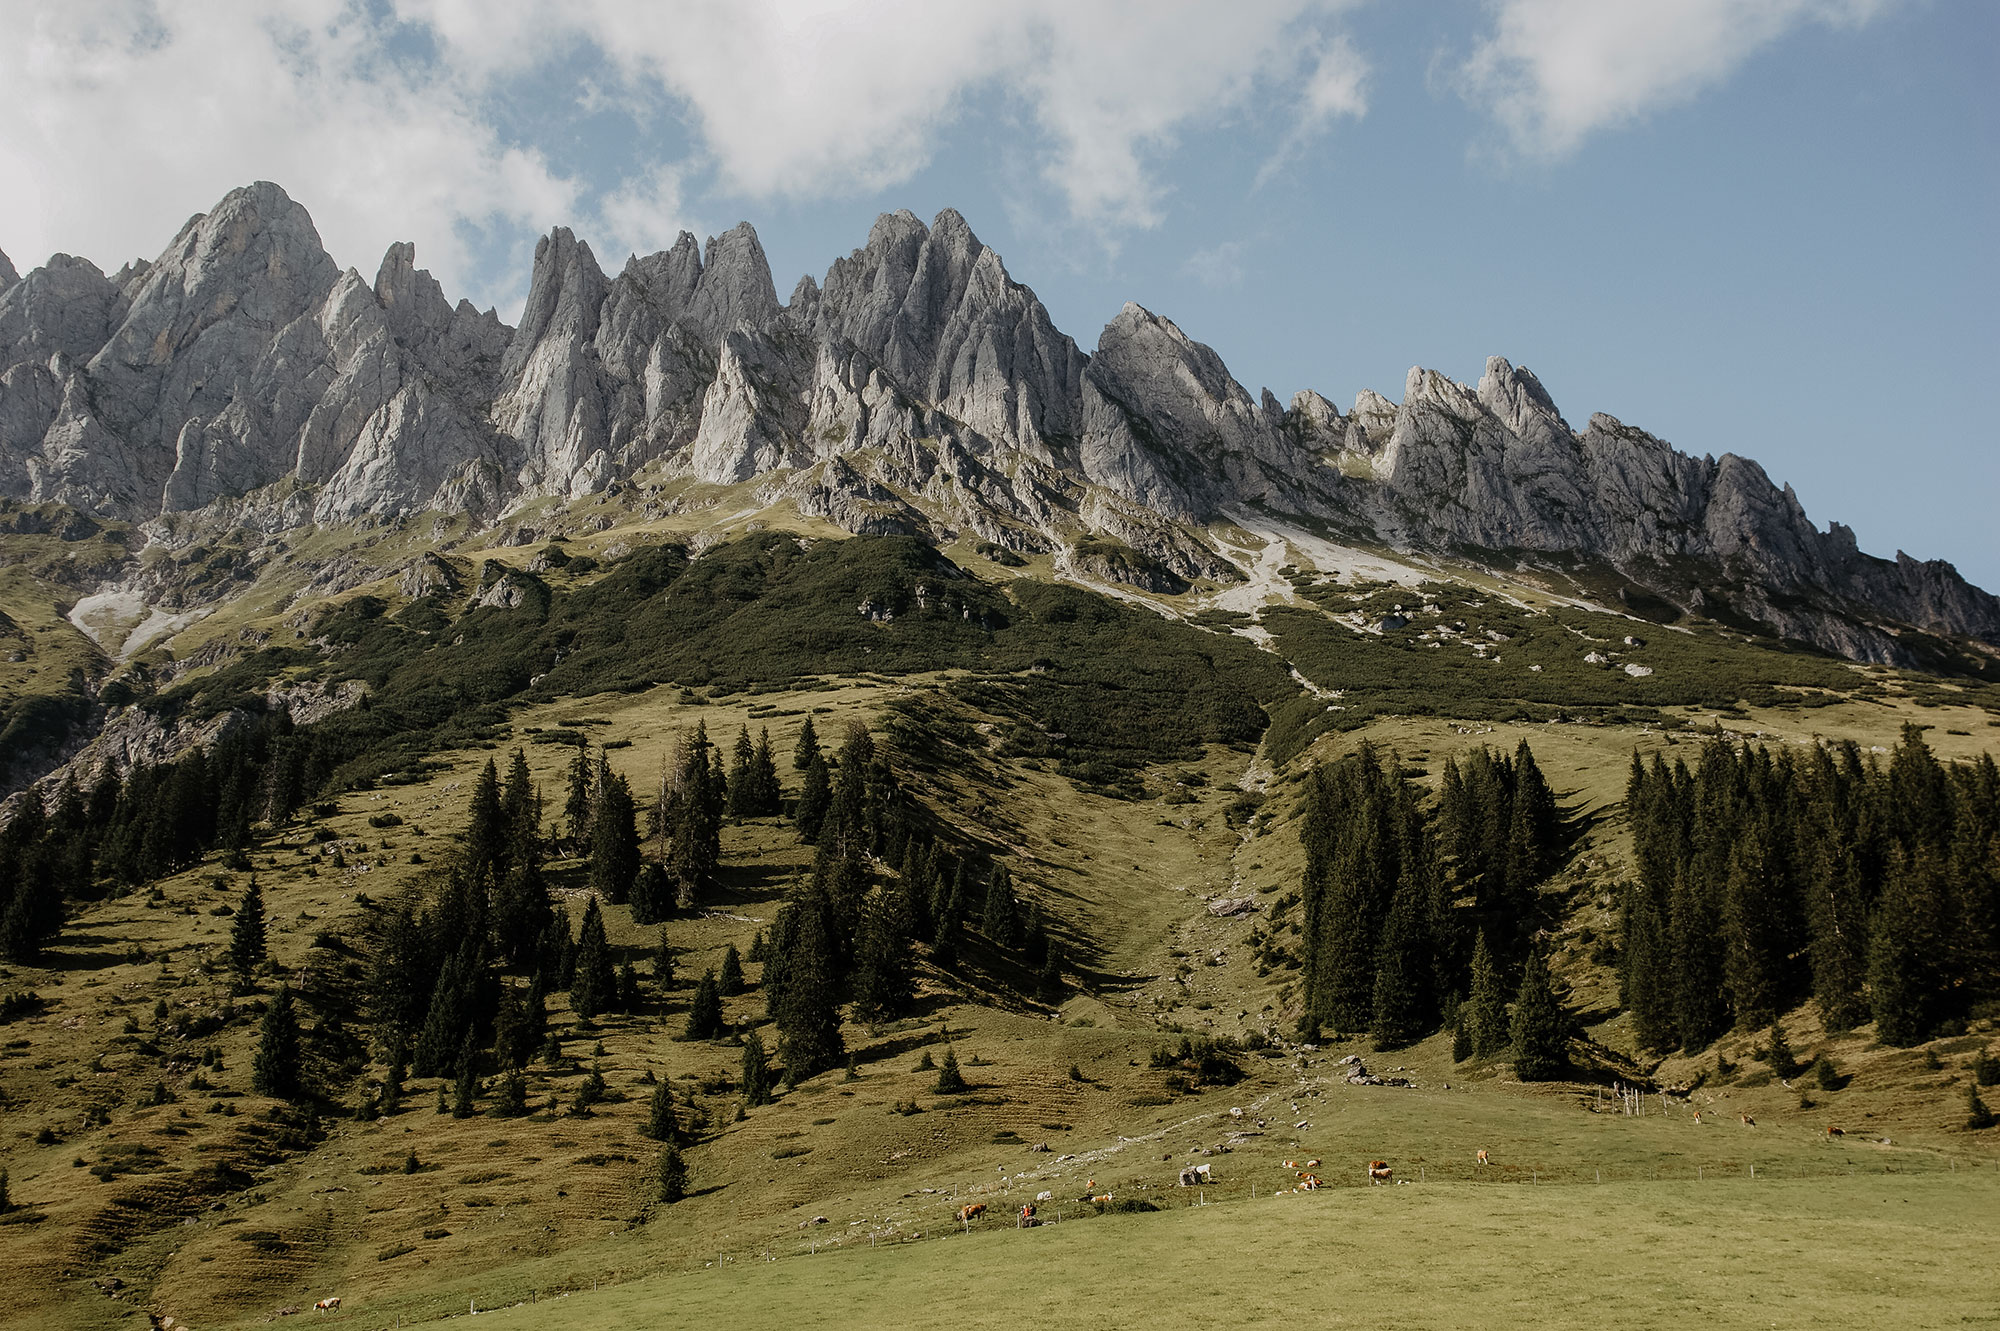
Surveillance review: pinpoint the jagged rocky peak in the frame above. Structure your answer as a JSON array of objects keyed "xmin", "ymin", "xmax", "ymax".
[
  {"xmin": 0, "ymin": 252, "xmax": 126, "ymax": 374},
  {"xmin": 0, "ymin": 249, "xmax": 17, "ymax": 291},
  {"xmin": 811, "ymin": 207, "xmax": 1086, "ymax": 456}
]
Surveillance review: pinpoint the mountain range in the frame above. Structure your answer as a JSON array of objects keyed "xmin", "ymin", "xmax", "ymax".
[{"xmin": 2, "ymin": 180, "xmax": 1994, "ymax": 668}]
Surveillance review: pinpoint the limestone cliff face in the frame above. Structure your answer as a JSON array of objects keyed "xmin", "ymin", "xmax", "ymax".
[{"xmin": 1, "ymin": 183, "xmax": 1993, "ymax": 662}]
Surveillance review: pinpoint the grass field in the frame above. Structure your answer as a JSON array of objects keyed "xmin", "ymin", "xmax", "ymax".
[{"xmin": 457, "ymin": 1173, "xmax": 2000, "ymax": 1331}]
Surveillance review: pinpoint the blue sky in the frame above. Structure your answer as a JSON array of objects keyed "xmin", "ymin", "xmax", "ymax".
[{"xmin": 2, "ymin": 1, "xmax": 1993, "ymax": 587}]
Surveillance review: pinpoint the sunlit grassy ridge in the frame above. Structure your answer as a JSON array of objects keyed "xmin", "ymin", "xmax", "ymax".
[{"xmin": 2, "ymin": 516, "xmax": 1998, "ymax": 1330}]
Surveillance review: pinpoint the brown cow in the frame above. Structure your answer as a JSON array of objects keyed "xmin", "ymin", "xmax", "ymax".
[
  {"xmin": 1475, "ymin": 1149, "xmax": 1489, "ymax": 1168},
  {"xmin": 1826, "ymin": 1126, "xmax": 1845, "ymax": 1138},
  {"xmin": 1090, "ymin": 1193, "xmax": 1113, "ymax": 1205},
  {"xmin": 1740, "ymin": 1114, "xmax": 1757, "ymax": 1128},
  {"xmin": 957, "ymin": 1203, "xmax": 986, "ymax": 1223},
  {"xmin": 314, "ymin": 1298, "xmax": 342, "ymax": 1312}
]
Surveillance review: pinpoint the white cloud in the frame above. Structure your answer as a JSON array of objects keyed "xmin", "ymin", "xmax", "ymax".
[
  {"xmin": 595, "ymin": 163, "xmax": 695, "ymax": 265},
  {"xmin": 0, "ymin": 1, "xmax": 1370, "ymax": 312},
  {"xmin": 1255, "ymin": 31, "xmax": 1371, "ymax": 188},
  {"xmin": 1455, "ymin": 0, "xmax": 1899, "ymax": 159},
  {"xmin": 0, "ymin": 1, "xmax": 580, "ymax": 312},
  {"xmin": 406, "ymin": 0, "xmax": 1365, "ymax": 231},
  {"xmin": 1185, "ymin": 239, "xmax": 1248, "ymax": 289}
]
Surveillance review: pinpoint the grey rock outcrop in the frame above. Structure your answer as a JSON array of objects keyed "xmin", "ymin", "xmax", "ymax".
[{"xmin": 0, "ymin": 184, "xmax": 1991, "ymax": 666}]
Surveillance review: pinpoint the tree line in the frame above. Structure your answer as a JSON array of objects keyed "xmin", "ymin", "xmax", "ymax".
[
  {"xmin": 1293, "ymin": 740, "xmax": 1569, "ymax": 1073},
  {"xmin": 1621, "ymin": 725, "xmax": 1999, "ymax": 1050}
]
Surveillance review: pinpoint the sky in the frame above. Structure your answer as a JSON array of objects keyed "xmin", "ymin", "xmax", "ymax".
[{"xmin": 1, "ymin": 0, "xmax": 1993, "ymax": 588}]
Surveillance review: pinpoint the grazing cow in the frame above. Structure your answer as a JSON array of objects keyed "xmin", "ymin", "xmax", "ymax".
[
  {"xmin": 1475, "ymin": 1149, "xmax": 1489, "ymax": 1168},
  {"xmin": 1367, "ymin": 1160, "xmax": 1393, "ymax": 1185},
  {"xmin": 314, "ymin": 1298, "xmax": 342, "ymax": 1312},
  {"xmin": 957, "ymin": 1203, "xmax": 986, "ymax": 1223},
  {"xmin": 1827, "ymin": 1126, "xmax": 1844, "ymax": 1138},
  {"xmin": 1090, "ymin": 1193, "xmax": 1113, "ymax": 1205},
  {"xmin": 1692, "ymin": 1110, "xmax": 1703, "ymax": 1125},
  {"xmin": 1740, "ymin": 1114, "xmax": 1757, "ymax": 1128}
]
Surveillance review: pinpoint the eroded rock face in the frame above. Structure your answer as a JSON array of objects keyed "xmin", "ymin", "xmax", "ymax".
[{"xmin": 0, "ymin": 183, "xmax": 1992, "ymax": 663}]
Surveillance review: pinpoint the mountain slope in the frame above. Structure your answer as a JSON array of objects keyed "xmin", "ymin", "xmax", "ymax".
[{"xmin": 1, "ymin": 182, "xmax": 1994, "ymax": 674}]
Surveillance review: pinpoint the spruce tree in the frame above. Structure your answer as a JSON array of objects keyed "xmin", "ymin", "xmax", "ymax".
[
  {"xmin": 252, "ymin": 986, "xmax": 303, "ymax": 1100},
  {"xmin": 1671, "ymin": 864, "xmax": 1730, "ymax": 1051},
  {"xmin": 772, "ymin": 897, "xmax": 843, "ymax": 1077},
  {"xmin": 684, "ymin": 969, "xmax": 725, "ymax": 1041},
  {"xmin": 465, "ymin": 759, "xmax": 508, "ymax": 883},
  {"xmin": 1369, "ymin": 879, "xmax": 1432, "ymax": 1050},
  {"xmin": 451, "ymin": 1040, "xmax": 478, "ymax": 1118},
  {"xmin": 718, "ymin": 943, "xmax": 745, "ymax": 996},
  {"xmin": 727, "ymin": 725, "xmax": 758, "ymax": 817},
  {"xmin": 1464, "ymin": 931, "xmax": 1510, "ymax": 1058},
  {"xmin": 742, "ymin": 1029, "xmax": 774, "ymax": 1106},
  {"xmin": 1869, "ymin": 848, "xmax": 1948, "ymax": 1045},
  {"xmin": 643, "ymin": 1078, "xmax": 680, "ymax": 1142},
  {"xmin": 631, "ymin": 862, "xmax": 670, "ymax": 926},
  {"xmin": 750, "ymin": 728, "xmax": 782, "ymax": 816},
  {"xmin": 1036, "ymin": 941, "xmax": 1066, "ymax": 1006},
  {"xmin": 793, "ymin": 716, "xmax": 820, "ymax": 771},
  {"xmin": 588, "ymin": 769, "xmax": 641, "ymax": 905},
  {"xmin": 494, "ymin": 1069, "xmax": 528, "ymax": 1118},
  {"xmin": 980, "ymin": 863, "xmax": 1019, "ymax": 949},
  {"xmin": 572, "ymin": 898, "xmax": 614, "ymax": 1022},
  {"xmin": 564, "ymin": 742, "xmax": 594, "ymax": 850},
  {"xmin": 853, "ymin": 887, "xmax": 913, "ymax": 1021},
  {"xmin": 228, "ymin": 876, "xmax": 268, "ymax": 987},
  {"xmin": 933, "ymin": 1045, "xmax": 967, "ymax": 1094},
  {"xmin": 795, "ymin": 748, "xmax": 832, "ymax": 842},
  {"xmin": 657, "ymin": 1143, "xmax": 687, "ymax": 1203},
  {"xmin": 493, "ymin": 859, "xmax": 552, "ymax": 973},
  {"xmin": 1509, "ymin": 949, "xmax": 1568, "ymax": 1081},
  {"xmin": 616, "ymin": 961, "xmax": 641, "ymax": 1013}
]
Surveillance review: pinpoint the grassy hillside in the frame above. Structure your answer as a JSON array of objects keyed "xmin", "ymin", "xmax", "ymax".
[{"xmin": 2, "ymin": 512, "xmax": 1997, "ymax": 1330}]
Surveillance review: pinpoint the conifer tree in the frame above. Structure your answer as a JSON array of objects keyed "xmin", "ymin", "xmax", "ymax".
[
  {"xmin": 378, "ymin": 1026, "xmax": 408, "ymax": 1113},
  {"xmin": 1509, "ymin": 949, "xmax": 1568, "ymax": 1081},
  {"xmin": 494, "ymin": 1069, "xmax": 528, "ymax": 1117},
  {"xmin": 657, "ymin": 1143, "xmax": 687, "ymax": 1203},
  {"xmin": 661, "ymin": 727, "xmax": 724, "ymax": 908},
  {"xmin": 1464, "ymin": 931, "xmax": 1510, "ymax": 1059},
  {"xmin": 493, "ymin": 859, "xmax": 553, "ymax": 972},
  {"xmin": 630, "ymin": 862, "xmax": 670, "ymax": 926},
  {"xmin": 252, "ymin": 986, "xmax": 303, "ymax": 1100},
  {"xmin": 718, "ymin": 943, "xmax": 745, "ymax": 996},
  {"xmin": 1036, "ymin": 941, "xmax": 1066, "ymax": 1006},
  {"xmin": 742, "ymin": 1029, "xmax": 774, "ymax": 1106},
  {"xmin": 750, "ymin": 728, "xmax": 782, "ymax": 815},
  {"xmin": 795, "ymin": 748, "xmax": 832, "ymax": 842},
  {"xmin": 228, "ymin": 876, "xmax": 268, "ymax": 987},
  {"xmin": 793, "ymin": 716, "xmax": 821, "ymax": 771},
  {"xmin": 1671, "ymin": 864, "xmax": 1730, "ymax": 1051},
  {"xmin": 502, "ymin": 748, "xmax": 538, "ymax": 863},
  {"xmin": 564, "ymin": 741, "xmax": 594, "ymax": 850},
  {"xmin": 772, "ymin": 898, "xmax": 843, "ymax": 1077},
  {"xmin": 572, "ymin": 898, "xmax": 614, "ymax": 1022},
  {"xmin": 933, "ymin": 1045, "xmax": 967, "ymax": 1095},
  {"xmin": 931, "ymin": 862, "xmax": 967, "ymax": 970},
  {"xmin": 1869, "ymin": 848, "xmax": 1948, "ymax": 1045},
  {"xmin": 451, "ymin": 1040, "xmax": 478, "ymax": 1118},
  {"xmin": 616, "ymin": 961, "xmax": 641, "ymax": 1013},
  {"xmin": 494, "ymin": 982, "xmax": 532, "ymax": 1068},
  {"xmin": 981, "ymin": 863, "xmax": 1019, "ymax": 949},
  {"xmin": 465, "ymin": 759, "xmax": 508, "ymax": 884},
  {"xmin": 746, "ymin": 930, "xmax": 766, "ymax": 963},
  {"xmin": 853, "ymin": 887, "xmax": 913, "ymax": 1020},
  {"xmin": 684, "ymin": 969, "xmax": 725, "ymax": 1041},
  {"xmin": 588, "ymin": 767, "xmax": 641, "ymax": 905},
  {"xmin": 643, "ymin": 1078, "xmax": 680, "ymax": 1142},
  {"xmin": 728, "ymin": 725, "xmax": 758, "ymax": 817},
  {"xmin": 1370, "ymin": 878, "xmax": 1432, "ymax": 1049}
]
